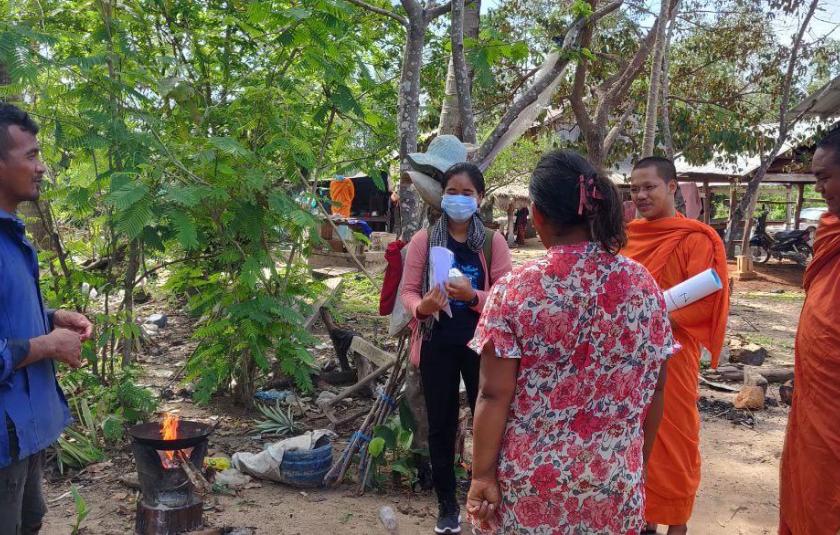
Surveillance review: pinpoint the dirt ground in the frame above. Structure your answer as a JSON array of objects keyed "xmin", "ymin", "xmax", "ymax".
[{"xmin": 40, "ymin": 241, "xmax": 805, "ymax": 534}]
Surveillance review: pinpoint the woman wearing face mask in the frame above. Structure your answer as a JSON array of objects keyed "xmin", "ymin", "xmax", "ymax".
[{"xmin": 401, "ymin": 162, "xmax": 512, "ymax": 534}]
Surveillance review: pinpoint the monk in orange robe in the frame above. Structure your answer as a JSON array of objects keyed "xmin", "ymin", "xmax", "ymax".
[
  {"xmin": 329, "ymin": 176, "xmax": 355, "ymax": 218},
  {"xmin": 779, "ymin": 131, "xmax": 840, "ymax": 535},
  {"xmin": 622, "ymin": 157, "xmax": 730, "ymax": 535}
]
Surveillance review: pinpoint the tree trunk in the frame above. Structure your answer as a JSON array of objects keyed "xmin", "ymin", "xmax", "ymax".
[
  {"xmin": 438, "ymin": 58, "xmax": 461, "ymax": 137},
  {"xmin": 640, "ymin": 0, "xmax": 672, "ymax": 157},
  {"xmin": 397, "ymin": 16, "xmax": 427, "ymax": 240},
  {"xmin": 17, "ymin": 202, "xmax": 51, "ymax": 248},
  {"xmin": 121, "ymin": 239, "xmax": 140, "ymax": 367},
  {"xmin": 236, "ymin": 350, "xmax": 257, "ymax": 407},
  {"xmin": 397, "ymin": 19, "xmax": 426, "ymax": 162},
  {"xmin": 450, "ymin": 0, "xmax": 477, "ymax": 144},
  {"xmin": 660, "ymin": 19, "xmax": 676, "ymax": 160},
  {"xmin": 438, "ymin": 0, "xmax": 480, "ymax": 140},
  {"xmin": 0, "ymin": 61, "xmax": 9, "ymax": 86},
  {"xmin": 32, "ymin": 199, "xmax": 74, "ymax": 284},
  {"xmin": 656, "ymin": 21, "xmax": 686, "ymax": 215}
]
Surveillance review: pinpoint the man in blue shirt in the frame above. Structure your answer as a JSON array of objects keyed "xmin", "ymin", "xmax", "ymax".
[{"xmin": 0, "ymin": 103, "xmax": 92, "ymax": 534}]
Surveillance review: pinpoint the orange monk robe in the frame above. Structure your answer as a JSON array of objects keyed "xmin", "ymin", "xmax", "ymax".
[
  {"xmin": 329, "ymin": 178, "xmax": 355, "ymax": 218},
  {"xmin": 622, "ymin": 213, "xmax": 730, "ymax": 525},
  {"xmin": 779, "ymin": 213, "xmax": 840, "ymax": 535}
]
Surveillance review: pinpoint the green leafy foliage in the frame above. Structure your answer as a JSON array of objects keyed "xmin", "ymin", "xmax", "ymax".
[
  {"xmin": 54, "ymin": 368, "xmax": 157, "ymax": 471},
  {"xmin": 3, "ymin": 0, "xmax": 401, "ymax": 409},
  {"xmin": 364, "ymin": 409, "xmax": 425, "ymax": 490},
  {"xmin": 70, "ymin": 485, "xmax": 90, "ymax": 535},
  {"xmin": 56, "ymin": 399, "xmax": 106, "ymax": 473},
  {"xmin": 253, "ymin": 401, "xmax": 301, "ymax": 437}
]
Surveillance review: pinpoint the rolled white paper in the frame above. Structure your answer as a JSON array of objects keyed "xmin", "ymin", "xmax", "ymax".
[{"xmin": 663, "ymin": 268, "xmax": 723, "ymax": 312}]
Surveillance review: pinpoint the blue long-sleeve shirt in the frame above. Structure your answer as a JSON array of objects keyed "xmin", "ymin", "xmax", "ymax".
[{"xmin": 0, "ymin": 208, "xmax": 70, "ymax": 467}]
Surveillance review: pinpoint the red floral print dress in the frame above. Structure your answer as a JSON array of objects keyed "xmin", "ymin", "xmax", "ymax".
[{"xmin": 470, "ymin": 242, "xmax": 675, "ymax": 534}]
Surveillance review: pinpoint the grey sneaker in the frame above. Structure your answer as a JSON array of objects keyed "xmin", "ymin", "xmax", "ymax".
[{"xmin": 434, "ymin": 497, "xmax": 461, "ymax": 534}]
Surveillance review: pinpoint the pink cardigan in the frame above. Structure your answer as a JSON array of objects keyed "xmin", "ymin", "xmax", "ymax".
[{"xmin": 400, "ymin": 228, "xmax": 513, "ymax": 367}]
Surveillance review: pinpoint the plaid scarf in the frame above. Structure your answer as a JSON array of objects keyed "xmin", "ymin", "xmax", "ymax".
[{"xmin": 419, "ymin": 212, "xmax": 486, "ymax": 341}]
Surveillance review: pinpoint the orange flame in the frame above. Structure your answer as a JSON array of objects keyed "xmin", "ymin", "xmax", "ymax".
[{"xmin": 161, "ymin": 413, "xmax": 179, "ymax": 464}]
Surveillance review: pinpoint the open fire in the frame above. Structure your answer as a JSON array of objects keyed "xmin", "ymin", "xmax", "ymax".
[{"xmin": 160, "ymin": 413, "xmax": 180, "ymax": 468}]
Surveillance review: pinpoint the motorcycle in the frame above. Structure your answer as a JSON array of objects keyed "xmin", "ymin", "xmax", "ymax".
[{"xmin": 749, "ymin": 211, "xmax": 813, "ymax": 267}]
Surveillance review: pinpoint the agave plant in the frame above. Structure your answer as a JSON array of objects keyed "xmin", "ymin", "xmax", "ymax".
[{"xmin": 253, "ymin": 401, "xmax": 300, "ymax": 437}]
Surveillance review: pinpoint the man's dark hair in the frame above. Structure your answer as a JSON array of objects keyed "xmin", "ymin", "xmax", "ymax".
[
  {"xmin": 0, "ymin": 103, "xmax": 39, "ymax": 158},
  {"xmin": 816, "ymin": 128, "xmax": 840, "ymax": 166},
  {"xmin": 634, "ymin": 156, "xmax": 677, "ymax": 183}
]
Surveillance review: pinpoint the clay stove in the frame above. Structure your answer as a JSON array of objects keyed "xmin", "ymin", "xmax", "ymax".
[{"xmin": 128, "ymin": 418, "xmax": 214, "ymax": 535}]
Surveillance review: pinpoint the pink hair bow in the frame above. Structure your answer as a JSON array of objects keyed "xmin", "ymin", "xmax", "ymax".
[{"xmin": 578, "ymin": 174, "xmax": 605, "ymax": 215}]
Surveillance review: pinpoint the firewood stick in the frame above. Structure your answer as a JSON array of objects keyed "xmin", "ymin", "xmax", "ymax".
[
  {"xmin": 323, "ymin": 359, "xmax": 396, "ymax": 408},
  {"xmin": 357, "ymin": 359, "xmax": 408, "ymax": 493},
  {"xmin": 177, "ymin": 451, "xmax": 212, "ymax": 495},
  {"xmin": 326, "ymin": 340, "xmax": 409, "ymax": 487}
]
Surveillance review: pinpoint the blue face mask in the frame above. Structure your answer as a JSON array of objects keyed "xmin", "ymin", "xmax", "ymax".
[{"xmin": 441, "ymin": 194, "xmax": 478, "ymax": 223}]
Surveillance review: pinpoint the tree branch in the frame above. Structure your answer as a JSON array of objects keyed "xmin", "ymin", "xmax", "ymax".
[
  {"xmin": 570, "ymin": 4, "xmax": 597, "ymax": 142},
  {"xmin": 401, "ymin": 0, "xmax": 424, "ymax": 20},
  {"xmin": 601, "ymin": 15, "xmax": 659, "ymax": 106},
  {"xmin": 475, "ymin": 0, "xmax": 623, "ymax": 167},
  {"xmin": 777, "ymin": 0, "xmax": 818, "ymax": 138},
  {"xmin": 603, "ymin": 100, "xmax": 637, "ymax": 155},
  {"xmin": 474, "ymin": 65, "xmax": 541, "ymax": 115},
  {"xmin": 345, "ymin": 0, "xmax": 408, "ymax": 26},
  {"xmin": 426, "ymin": 1, "xmax": 453, "ymax": 20}
]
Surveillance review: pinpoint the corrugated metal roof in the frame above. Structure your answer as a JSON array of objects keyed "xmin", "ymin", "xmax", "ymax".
[
  {"xmin": 790, "ymin": 76, "xmax": 840, "ymax": 119},
  {"xmin": 673, "ymin": 122, "xmax": 819, "ymax": 179}
]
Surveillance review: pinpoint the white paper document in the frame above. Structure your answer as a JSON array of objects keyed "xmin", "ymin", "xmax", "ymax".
[{"xmin": 429, "ymin": 246, "xmax": 454, "ymax": 319}]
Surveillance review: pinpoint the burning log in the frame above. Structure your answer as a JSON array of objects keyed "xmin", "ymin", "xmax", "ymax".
[{"xmin": 177, "ymin": 450, "xmax": 212, "ymax": 496}]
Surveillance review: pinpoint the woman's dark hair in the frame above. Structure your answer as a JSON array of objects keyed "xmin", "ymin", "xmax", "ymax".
[
  {"xmin": 529, "ymin": 150, "xmax": 626, "ymax": 254},
  {"xmin": 443, "ymin": 162, "xmax": 486, "ymax": 196}
]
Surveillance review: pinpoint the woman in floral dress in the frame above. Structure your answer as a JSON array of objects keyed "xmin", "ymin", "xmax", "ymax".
[{"xmin": 466, "ymin": 150, "xmax": 675, "ymax": 534}]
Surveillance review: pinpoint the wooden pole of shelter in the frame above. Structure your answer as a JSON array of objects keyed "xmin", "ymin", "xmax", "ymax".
[
  {"xmin": 728, "ymin": 183, "xmax": 737, "ymax": 227},
  {"xmin": 794, "ymin": 183, "xmax": 806, "ymax": 231},
  {"xmin": 730, "ymin": 179, "xmax": 756, "ymax": 280},
  {"xmin": 506, "ymin": 206, "xmax": 516, "ymax": 246},
  {"xmin": 702, "ymin": 179, "xmax": 711, "ymax": 224},
  {"xmin": 785, "ymin": 184, "xmax": 793, "ymax": 230}
]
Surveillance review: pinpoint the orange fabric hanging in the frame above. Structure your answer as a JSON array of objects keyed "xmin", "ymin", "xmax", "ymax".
[
  {"xmin": 622, "ymin": 213, "xmax": 730, "ymax": 525},
  {"xmin": 329, "ymin": 178, "xmax": 355, "ymax": 218},
  {"xmin": 779, "ymin": 213, "xmax": 840, "ymax": 535}
]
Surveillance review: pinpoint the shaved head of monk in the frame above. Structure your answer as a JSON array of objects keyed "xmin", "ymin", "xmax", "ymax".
[
  {"xmin": 813, "ymin": 130, "xmax": 840, "ymax": 216},
  {"xmin": 630, "ymin": 156, "xmax": 678, "ymax": 221}
]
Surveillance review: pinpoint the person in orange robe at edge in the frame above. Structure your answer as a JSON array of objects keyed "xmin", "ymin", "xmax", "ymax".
[
  {"xmin": 779, "ymin": 129, "xmax": 840, "ymax": 535},
  {"xmin": 622, "ymin": 157, "xmax": 730, "ymax": 535}
]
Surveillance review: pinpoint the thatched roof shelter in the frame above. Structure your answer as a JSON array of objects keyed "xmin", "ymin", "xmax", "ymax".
[{"xmin": 488, "ymin": 184, "xmax": 531, "ymax": 213}]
